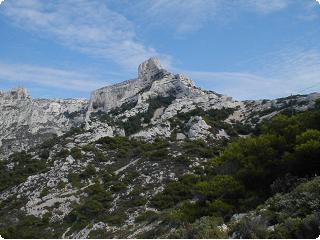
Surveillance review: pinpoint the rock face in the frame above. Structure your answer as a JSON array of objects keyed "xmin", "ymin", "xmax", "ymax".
[
  {"xmin": 0, "ymin": 87, "xmax": 29, "ymax": 100},
  {"xmin": 186, "ymin": 116, "xmax": 212, "ymax": 139},
  {"xmin": 138, "ymin": 57, "xmax": 163, "ymax": 80},
  {"xmin": 87, "ymin": 58, "xmax": 165, "ymax": 114},
  {"xmin": 0, "ymin": 87, "xmax": 87, "ymax": 156}
]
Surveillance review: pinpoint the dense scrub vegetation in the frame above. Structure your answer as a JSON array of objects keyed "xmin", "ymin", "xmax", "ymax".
[
  {"xmin": 144, "ymin": 100, "xmax": 320, "ymax": 238},
  {"xmin": 1, "ymin": 100, "xmax": 319, "ymax": 239},
  {"xmin": 0, "ymin": 214, "xmax": 57, "ymax": 238},
  {"xmin": 0, "ymin": 132, "xmax": 217, "ymax": 238},
  {"xmin": 65, "ymin": 183, "xmax": 113, "ymax": 231},
  {"xmin": 229, "ymin": 177, "xmax": 320, "ymax": 239},
  {"xmin": 0, "ymin": 151, "xmax": 50, "ymax": 192}
]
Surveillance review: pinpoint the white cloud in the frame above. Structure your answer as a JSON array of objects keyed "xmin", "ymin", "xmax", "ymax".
[
  {"xmin": 316, "ymin": 0, "xmax": 320, "ymax": 4},
  {"xmin": 186, "ymin": 71, "xmax": 281, "ymax": 100},
  {"xmin": 0, "ymin": 62, "xmax": 108, "ymax": 92},
  {"xmin": 123, "ymin": 0, "xmax": 290, "ymax": 34},
  {"xmin": 242, "ymin": 0, "xmax": 289, "ymax": 14},
  {"xmin": 137, "ymin": 0, "xmax": 221, "ymax": 33},
  {"xmin": 1, "ymin": 0, "xmax": 170, "ymax": 70},
  {"xmin": 184, "ymin": 49, "xmax": 320, "ymax": 100},
  {"xmin": 0, "ymin": 0, "xmax": 4, "ymax": 5}
]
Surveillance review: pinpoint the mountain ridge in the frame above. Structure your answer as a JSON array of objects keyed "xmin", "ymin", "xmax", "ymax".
[{"xmin": 1, "ymin": 57, "xmax": 320, "ymax": 156}]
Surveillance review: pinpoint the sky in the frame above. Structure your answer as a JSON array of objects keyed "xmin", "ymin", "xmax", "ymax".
[{"xmin": 0, "ymin": 0, "xmax": 320, "ymax": 100}]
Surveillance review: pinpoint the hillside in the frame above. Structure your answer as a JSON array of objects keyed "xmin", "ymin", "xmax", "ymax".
[{"xmin": 0, "ymin": 58, "xmax": 320, "ymax": 239}]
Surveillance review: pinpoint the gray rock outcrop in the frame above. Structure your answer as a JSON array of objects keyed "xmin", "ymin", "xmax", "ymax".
[
  {"xmin": 0, "ymin": 88, "xmax": 87, "ymax": 156},
  {"xmin": 87, "ymin": 57, "xmax": 165, "ymax": 114}
]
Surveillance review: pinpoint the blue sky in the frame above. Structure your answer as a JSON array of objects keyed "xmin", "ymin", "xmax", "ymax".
[{"xmin": 0, "ymin": 0, "xmax": 320, "ymax": 100}]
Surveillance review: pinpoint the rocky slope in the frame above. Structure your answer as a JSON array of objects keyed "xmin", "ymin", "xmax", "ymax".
[
  {"xmin": 0, "ymin": 88, "xmax": 87, "ymax": 156},
  {"xmin": 0, "ymin": 57, "xmax": 320, "ymax": 238}
]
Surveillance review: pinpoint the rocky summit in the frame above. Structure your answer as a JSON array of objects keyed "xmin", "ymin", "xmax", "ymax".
[{"xmin": 0, "ymin": 58, "xmax": 320, "ymax": 238}]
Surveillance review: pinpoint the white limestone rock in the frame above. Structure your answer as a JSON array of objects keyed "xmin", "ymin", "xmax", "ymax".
[
  {"xmin": 132, "ymin": 122, "xmax": 172, "ymax": 140},
  {"xmin": 138, "ymin": 57, "xmax": 163, "ymax": 81},
  {"xmin": 186, "ymin": 116, "xmax": 212, "ymax": 139},
  {"xmin": 216, "ymin": 129, "xmax": 230, "ymax": 139},
  {"xmin": 86, "ymin": 57, "xmax": 164, "ymax": 116},
  {"xmin": 0, "ymin": 87, "xmax": 29, "ymax": 100},
  {"xmin": 176, "ymin": 133, "xmax": 186, "ymax": 140},
  {"xmin": 0, "ymin": 88, "xmax": 87, "ymax": 156}
]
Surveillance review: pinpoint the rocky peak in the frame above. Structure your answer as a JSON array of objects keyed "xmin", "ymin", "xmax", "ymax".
[
  {"xmin": 87, "ymin": 57, "xmax": 169, "ymax": 114},
  {"xmin": 0, "ymin": 87, "xmax": 30, "ymax": 100},
  {"xmin": 138, "ymin": 57, "xmax": 163, "ymax": 81}
]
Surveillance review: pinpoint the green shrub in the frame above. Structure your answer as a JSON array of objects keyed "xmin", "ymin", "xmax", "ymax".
[
  {"xmin": 230, "ymin": 216, "xmax": 269, "ymax": 239},
  {"xmin": 135, "ymin": 211, "xmax": 159, "ymax": 223},
  {"xmin": 39, "ymin": 149, "xmax": 50, "ymax": 159},
  {"xmin": 57, "ymin": 181, "xmax": 66, "ymax": 190},
  {"xmin": 0, "ymin": 151, "xmax": 48, "ymax": 191},
  {"xmin": 110, "ymin": 181, "xmax": 128, "ymax": 192},
  {"xmin": 65, "ymin": 183, "xmax": 112, "ymax": 226},
  {"xmin": 169, "ymin": 216, "xmax": 227, "ymax": 239},
  {"xmin": 55, "ymin": 149, "xmax": 70, "ymax": 158},
  {"xmin": 40, "ymin": 187, "xmax": 50, "ymax": 198},
  {"xmin": 82, "ymin": 144, "xmax": 96, "ymax": 152},
  {"xmin": 88, "ymin": 229, "xmax": 110, "ymax": 238},
  {"xmin": 68, "ymin": 172, "xmax": 81, "ymax": 188},
  {"xmin": 0, "ymin": 215, "xmax": 56, "ymax": 238},
  {"xmin": 183, "ymin": 140, "xmax": 216, "ymax": 158},
  {"xmin": 79, "ymin": 199, "xmax": 103, "ymax": 216},
  {"xmin": 144, "ymin": 148, "xmax": 169, "ymax": 161},
  {"xmin": 207, "ymin": 199, "xmax": 234, "ymax": 217},
  {"xmin": 86, "ymin": 183, "xmax": 112, "ymax": 208},
  {"xmin": 94, "ymin": 150, "xmax": 107, "ymax": 162},
  {"xmin": 80, "ymin": 164, "xmax": 96, "ymax": 178},
  {"xmin": 70, "ymin": 147, "xmax": 83, "ymax": 160},
  {"xmin": 102, "ymin": 171, "xmax": 116, "ymax": 183},
  {"xmin": 104, "ymin": 212, "xmax": 126, "ymax": 226},
  {"xmin": 151, "ymin": 181, "xmax": 194, "ymax": 210},
  {"xmin": 194, "ymin": 175, "xmax": 244, "ymax": 202},
  {"xmin": 291, "ymin": 140, "xmax": 320, "ymax": 176},
  {"xmin": 130, "ymin": 197, "xmax": 147, "ymax": 207}
]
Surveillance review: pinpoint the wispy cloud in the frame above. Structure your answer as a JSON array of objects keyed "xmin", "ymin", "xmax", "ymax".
[
  {"xmin": 184, "ymin": 49, "xmax": 320, "ymax": 100},
  {"xmin": 242, "ymin": 0, "xmax": 289, "ymax": 14},
  {"xmin": 0, "ymin": 62, "xmax": 108, "ymax": 92},
  {"xmin": 0, "ymin": 0, "xmax": 170, "ymax": 70},
  {"xmin": 136, "ymin": 0, "xmax": 221, "ymax": 33},
  {"xmin": 122, "ymin": 0, "xmax": 291, "ymax": 34},
  {"xmin": 298, "ymin": 0, "xmax": 320, "ymax": 21},
  {"xmin": 186, "ymin": 71, "xmax": 281, "ymax": 100}
]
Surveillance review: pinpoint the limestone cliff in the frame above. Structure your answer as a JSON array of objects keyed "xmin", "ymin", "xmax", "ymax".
[
  {"xmin": 87, "ymin": 57, "xmax": 165, "ymax": 114},
  {"xmin": 0, "ymin": 88, "xmax": 87, "ymax": 156}
]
